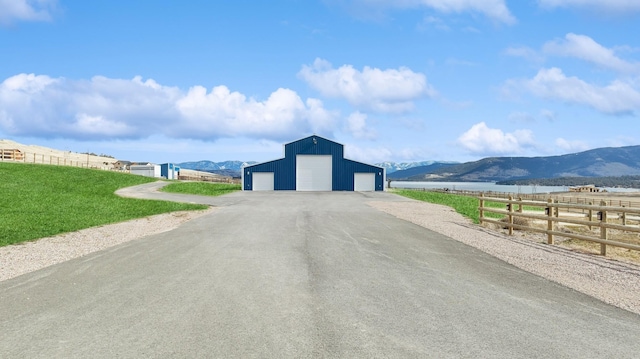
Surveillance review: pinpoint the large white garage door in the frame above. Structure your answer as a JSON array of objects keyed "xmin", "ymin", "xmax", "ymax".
[
  {"xmin": 354, "ymin": 173, "xmax": 375, "ymax": 191},
  {"xmin": 296, "ymin": 155, "xmax": 332, "ymax": 191},
  {"xmin": 252, "ymin": 172, "xmax": 274, "ymax": 191}
]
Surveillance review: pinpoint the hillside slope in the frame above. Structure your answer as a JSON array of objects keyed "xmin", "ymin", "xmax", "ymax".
[
  {"xmin": 406, "ymin": 145, "xmax": 640, "ymax": 182},
  {"xmin": 387, "ymin": 162, "xmax": 458, "ymax": 179}
]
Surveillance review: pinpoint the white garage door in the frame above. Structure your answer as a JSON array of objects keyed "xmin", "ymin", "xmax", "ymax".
[
  {"xmin": 296, "ymin": 155, "xmax": 332, "ymax": 191},
  {"xmin": 354, "ymin": 173, "xmax": 376, "ymax": 191},
  {"xmin": 252, "ymin": 172, "xmax": 274, "ymax": 191}
]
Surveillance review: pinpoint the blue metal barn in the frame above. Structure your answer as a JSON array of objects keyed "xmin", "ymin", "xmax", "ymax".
[
  {"xmin": 160, "ymin": 163, "xmax": 176, "ymax": 179},
  {"xmin": 242, "ymin": 135, "xmax": 385, "ymax": 191}
]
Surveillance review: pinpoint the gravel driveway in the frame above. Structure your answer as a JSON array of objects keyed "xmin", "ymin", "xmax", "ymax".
[
  {"xmin": 1, "ymin": 185, "xmax": 640, "ymax": 358},
  {"xmin": 2, "ymin": 183, "xmax": 639, "ymax": 316}
]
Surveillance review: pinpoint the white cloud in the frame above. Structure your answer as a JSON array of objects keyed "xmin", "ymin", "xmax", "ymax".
[
  {"xmin": 555, "ymin": 138, "xmax": 589, "ymax": 152},
  {"xmin": 298, "ymin": 58, "xmax": 436, "ymax": 113},
  {"xmin": 417, "ymin": 15, "xmax": 450, "ymax": 31},
  {"xmin": 606, "ymin": 136, "xmax": 637, "ymax": 148},
  {"xmin": 445, "ymin": 58, "xmax": 478, "ymax": 67},
  {"xmin": 457, "ymin": 122, "xmax": 536, "ymax": 155},
  {"xmin": 504, "ymin": 67, "xmax": 640, "ymax": 115},
  {"xmin": 543, "ymin": 33, "xmax": 640, "ymax": 74},
  {"xmin": 504, "ymin": 46, "xmax": 545, "ymax": 63},
  {"xmin": 343, "ymin": 144, "xmax": 392, "ymax": 163},
  {"xmin": 508, "ymin": 112, "xmax": 536, "ymax": 123},
  {"xmin": 0, "ymin": 0, "xmax": 56, "ymax": 25},
  {"xmin": 0, "ymin": 73, "xmax": 338, "ymax": 141},
  {"xmin": 538, "ymin": 0, "xmax": 640, "ymax": 13},
  {"xmin": 352, "ymin": 0, "xmax": 515, "ymax": 24},
  {"xmin": 175, "ymin": 86, "xmax": 336, "ymax": 140},
  {"xmin": 346, "ymin": 112, "xmax": 376, "ymax": 139},
  {"xmin": 540, "ymin": 109, "xmax": 557, "ymax": 121},
  {"xmin": 344, "ymin": 144, "xmax": 428, "ymax": 163},
  {"xmin": 71, "ymin": 114, "xmax": 133, "ymax": 137}
]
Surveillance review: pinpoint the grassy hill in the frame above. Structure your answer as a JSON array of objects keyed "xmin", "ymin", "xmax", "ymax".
[
  {"xmin": 387, "ymin": 162, "xmax": 458, "ymax": 179},
  {"xmin": 0, "ymin": 162, "xmax": 208, "ymax": 247}
]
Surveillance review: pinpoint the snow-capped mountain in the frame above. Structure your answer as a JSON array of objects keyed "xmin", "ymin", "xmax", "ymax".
[
  {"xmin": 178, "ymin": 160, "xmax": 256, "ymax": 171},
  {"xmin": 375, "ymin": 161, "xmax": 457, "ymax": 174},
  {"xmin": 179, "ymin": 160, "xmax": 457, "ymax": 176}
]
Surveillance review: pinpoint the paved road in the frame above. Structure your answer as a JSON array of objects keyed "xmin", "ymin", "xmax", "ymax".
[{"xmin": 1, "ymin": 184, "xmax": 640, "ymax": 358}]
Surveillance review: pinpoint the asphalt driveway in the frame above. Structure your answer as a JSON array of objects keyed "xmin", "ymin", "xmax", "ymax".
[{"xmin": 1, "ymin": 184, "xmax": 639, "ymax": 358}]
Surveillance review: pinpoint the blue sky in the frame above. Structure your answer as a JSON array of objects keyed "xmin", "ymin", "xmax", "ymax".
[{"xmin": 1, "ymin": 0, "xmax": 639, "ymax": 164}]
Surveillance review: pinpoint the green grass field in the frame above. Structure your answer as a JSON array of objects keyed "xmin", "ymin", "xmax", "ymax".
[
  {"xmin": 161, "ymin": 182, "xmax": 241, "ymax": 196},
  {"xmin": 394, "ymin": 189, "xmax": 507, "ymax": 224},
  {"xmin": 0, "ymin": 162, "xmax": 211, "ymax": 247}
]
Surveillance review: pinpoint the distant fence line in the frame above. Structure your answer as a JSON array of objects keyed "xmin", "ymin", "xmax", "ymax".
[
  {"xmin": 178, "ymin": 174, "xmax": 240, "ymax": 184},
  {"xmin": 479, "ymin": 194, "xmax": 640, "ymax": 256},
  {"xmin": 1, "ymin": 148, "xmax": 238, "ymax": 183},
  {"xmin": 401, "ymin": 187, "xmax": 640, "ymax": 209},
  {"xmin": 1, "ymin": 149, "xmax": 113, "ymax": 170}
]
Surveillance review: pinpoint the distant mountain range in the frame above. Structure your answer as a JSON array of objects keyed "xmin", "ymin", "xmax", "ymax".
[
  {"xmin": 178, "ymin": 160, "xmax": 456, "ymax": 178},
  {"xmin": 178, "ymin": 145, "xmax": 640, "ymax": 182},
  {"xmin": 397, "ymin": 145, "xmax": 640, "ymax": 182},
  {"xmin": 375, "ymin": 161, "xmax": 458, "ymax": 174},
  {"xmin": 386, "ymin": 162, "xmax": 459, "ymax": 179},
  {"xmin": 178, "ymin": 160, "xmax": 256, "ymax": 177}
]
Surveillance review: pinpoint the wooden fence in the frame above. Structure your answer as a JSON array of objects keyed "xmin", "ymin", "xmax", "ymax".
[
  {"xmin": 479, "ymin": 194, "xmax": 640, "ymax": 256},
  {"xmin": 424, "ymin": 187, "xmax": 640, "ymax": 208},
  {"xmin": 1, "ymin": 149, "xmax": 113, "ymax": 170},
  {"xmin": 1, "ymin": 149, "xmax": 25, "ymax": 161}
]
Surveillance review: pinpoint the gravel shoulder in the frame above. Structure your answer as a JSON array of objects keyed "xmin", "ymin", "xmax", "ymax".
[
  {"xmin": 2, "ymin": 191, "xmax": 639, "ymax": 317},
  {"xmin": 0, "ymin": 208, "xmax": 214, "ymax": 282},
  {"xmin": 368, "ymin": 200, "xmax": 640, "ymax": 316}
]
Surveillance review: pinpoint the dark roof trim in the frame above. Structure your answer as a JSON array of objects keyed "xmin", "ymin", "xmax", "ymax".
[{"xmin": 283, "ymin": 134, "xmax": 343, "ymax": 148}]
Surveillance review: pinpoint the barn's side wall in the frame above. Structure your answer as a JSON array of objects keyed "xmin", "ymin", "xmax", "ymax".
[
  {"xmin": 243, "ymin": 158, "xmax": 288, "ymax": 191},
  {"xmin": 338, "ymin": 159, "xmax": 385, "ymax": 191}
]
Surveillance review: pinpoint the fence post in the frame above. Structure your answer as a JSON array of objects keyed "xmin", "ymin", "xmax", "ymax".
[
  {"xmin": 589, "ymin": 202, "xmax": 593, "ymax": 230},
  {"xmin": 479, "ymin": 193, "xmax": 485, "ymax": 225},
  {"xmin": 517, "ymin": 197, "xmax": 523, "ymax": 213},
  {"xmin": 547, "ymin": 198, "xmax": 554, "ymax": 245},
  {"xmin": 508, "ymin": 195, "xmax": 514, "ymax": 235},
  {"xmin": 621, "ymin": 206, "xmax": 626, "ymax": 226},
  {"xmin": 600, "ymin": 201, "xmax": 607, "ymax": 256}
]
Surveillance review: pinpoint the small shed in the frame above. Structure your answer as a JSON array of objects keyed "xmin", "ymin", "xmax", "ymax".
[
  {"xmin": 130, "ymin": 164, "xmax": 161, "ymax": 178},
  {"xmin": 569, "ymin": 184, "xmax": 601, "ymax": 193},
  {"xmin": 161, "ymin": 163, "xmax": 176, "ymax": 179},
  {"xmin": 113, "ymin": 160, "xmax": 132, "ymax": 171},
  {"xmin": 242, "ymin": 135, "xmax": 384, "ymax": 192}
]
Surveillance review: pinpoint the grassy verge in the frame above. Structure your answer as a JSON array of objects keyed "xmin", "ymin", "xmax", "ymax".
[
  {"xmin": 0, "ymin": 162, "xmax": 207, "ymax": 247},
  {"xmin": 161, "ymin": 182, "xmax": 241, "ymax": 196},
  {"xmin": 394, "ymin": 189, "xmax": 545, "ymax": 224},
  {"xmin": 394, "ymin": 189, "xmax": 510, "ymax": 224}
]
